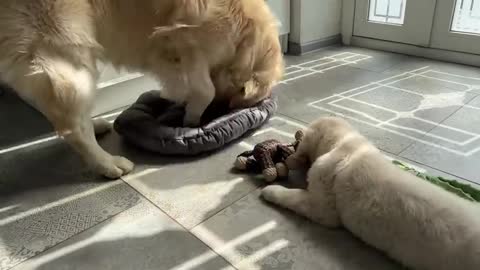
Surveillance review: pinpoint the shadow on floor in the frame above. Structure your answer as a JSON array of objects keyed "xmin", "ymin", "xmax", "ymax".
[
  {"xmin": 0, "ymin": 87, "xmax": 53, "ymax": 148},
  {"xmin": 16, "ymin": 203, "xmax": 401, "ymax": 270},
  {"xmin": 32, "ymin": 229, "xmax": 232, "ymax": 270}
]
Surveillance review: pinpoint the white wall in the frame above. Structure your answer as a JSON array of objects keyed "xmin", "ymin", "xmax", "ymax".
[
  {"xmin": 290, "ymin": 0, "xmax": 342, "ymax": 45},
  {"xmin": 266, "ymin": 0, "xmax": 291, "ymax": 36}
]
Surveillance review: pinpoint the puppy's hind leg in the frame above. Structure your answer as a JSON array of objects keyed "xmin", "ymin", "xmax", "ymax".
[{"xmin": 10, "ymin": 54, "xmax": 133, "ymax": 179}]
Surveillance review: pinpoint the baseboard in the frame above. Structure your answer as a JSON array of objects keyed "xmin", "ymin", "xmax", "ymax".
[
  {"xmin": 279, "ymin": 34, "xmax": 289, "ymax": 53},
  {"xmin": 351, "ymin": 36, "xmax": 480, "ymax": 68},
  {"xmin": 288, "ymin": 34, "xmax": 342, "ymax": 55}
]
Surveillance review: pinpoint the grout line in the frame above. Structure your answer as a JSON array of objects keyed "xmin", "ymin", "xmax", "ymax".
[
  {"xmin": 399, "ymin": 85, "xmax": 476, "ymax": 156},
  {"xmin": 331, "ymin": 93, "xmax": 478, "ymax": 143},
  {"xmin": 119, "ymin": 178, "xmax": 240, "ymax": 270},
  {"xmin": 281, "ymin": 52, "xmax": 371, "ymax": 84},
  {"xmin": 273, "ymin": 112, "xmax": 311, "ymax": 127},
  {"xmin": 308, "ymin": 66, "xmax": 480, "ymax": 156},
  {"xmin": 393, "ymin": 154, "xmax": 480, "ymax": 187},
  {"xmin": 396, "ymin": 92, "xmax": 473, "ymax": 157},
  {"xmin": 310, "ymin": 103, "xmax": 472, "ymax": 156},
  {"xmin": 111, "ymin": 116, "xmax": 314, "ymax": 268}
]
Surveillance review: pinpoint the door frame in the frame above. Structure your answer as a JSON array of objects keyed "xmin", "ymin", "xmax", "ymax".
[
  {"xmin": 341, "ymin": 0, "xmax": 480, "ymax": 67},
  {"xmin": 353, "ymin": 0, "xmax": 437, "ymax": 46},
  {"xmin": 430, "ymin": 0, "xmax": 480, "ymax": 55}
]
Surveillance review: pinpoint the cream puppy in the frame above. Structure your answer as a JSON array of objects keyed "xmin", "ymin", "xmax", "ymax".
[{"xmin": 262, "ymin": 116, "xmax": 480, "ymax": 270}]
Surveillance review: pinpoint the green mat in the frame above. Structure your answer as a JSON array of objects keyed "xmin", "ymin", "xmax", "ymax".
[{"xmin": 393, "ymin": 160, "xmax": 480, "ymax": 202}]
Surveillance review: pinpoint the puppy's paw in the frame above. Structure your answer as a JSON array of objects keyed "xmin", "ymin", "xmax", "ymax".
[
  {"xmin": 286, "ymin": 154, "xmax": 307, "ymax": 170},
  {"xmin": 261, "ymin": 185, "xmax": 286, "ymax": 203},
  {"xmin": 96, "ymin": 156, "xmax": 135, "ymax": 179},
  {"xmin": 275, "ymin": 163, "xmax": 288, "ymax": 178}
]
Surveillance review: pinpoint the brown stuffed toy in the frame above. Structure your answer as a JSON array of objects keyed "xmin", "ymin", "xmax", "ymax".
[{"xmin": 234, "ymin": 130, "xmax": 304, "ymax": 182}]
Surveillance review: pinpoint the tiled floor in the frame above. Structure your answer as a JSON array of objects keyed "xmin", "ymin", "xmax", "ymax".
[{"xmin": 1, "ymin": 46, "xmax": 480, "ymax": 270}]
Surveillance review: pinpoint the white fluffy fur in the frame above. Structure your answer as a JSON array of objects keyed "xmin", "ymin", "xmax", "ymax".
[{"xmin": 262, "ymin": 116, "xmax": 480, "ymax": 270}]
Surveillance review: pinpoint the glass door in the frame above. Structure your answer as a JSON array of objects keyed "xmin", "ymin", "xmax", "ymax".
[
  {"xmin": 351, "ymin": 0, "xmax": 480, "ymax": 56},
  {"xmin": 430, "ymin": 0, "xmax": 480, "ymax": 55},
  {"xmin": 353, "ymin": 0, "xmax": 437, "ymax": 46}
]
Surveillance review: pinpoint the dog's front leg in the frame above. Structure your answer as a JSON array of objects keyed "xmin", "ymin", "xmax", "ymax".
[
  {"xmin": 66, "ymin": 114, "xmax": 134, "ymax": 179},
  {"xmin": 183, "ymin": 56, "xmax": 215, "ymax": 127},
  {"xmin": 10, "ymin": 57, "xmax": 134, "ymax": 179}
]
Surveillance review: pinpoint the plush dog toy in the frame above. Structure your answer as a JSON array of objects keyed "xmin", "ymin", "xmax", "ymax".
[{"xmin": 234, "ymin": 130, "xmax": 304, "ymax": 182}]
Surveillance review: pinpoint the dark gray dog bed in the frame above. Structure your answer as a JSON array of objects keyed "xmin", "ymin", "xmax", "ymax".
[{"xmin": 114, "ymin": 90, "xmax": 277, "ymax": 155}]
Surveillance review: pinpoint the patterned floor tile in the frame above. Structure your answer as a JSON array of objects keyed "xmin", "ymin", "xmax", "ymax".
[
  {"xmin": 12, "ymin": 199, "xmax": 233, "ymax": 270},
  {"xmin": 115, "ymin": 117, "xmax": 310, "ymax": 230},
  {"xmin": 400, "ymin": 106, "xmax": 480, "ymax": 184},
  {"xmin": 192, "ymin": 190, "xmax": 402, "ymax": 270},
  {"xmin": 2, "ymin": 45, "xmax": 480, "ymax": 269},
  {"xmin": 0, "ymin": 87, "xmax": 52, "ymax": 149},
  {"xmin": 0, "ymin": 140, "xmax": 141, "ymax": 270}
]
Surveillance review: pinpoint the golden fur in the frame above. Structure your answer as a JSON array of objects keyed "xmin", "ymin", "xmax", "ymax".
[
  {"xmin": 262, "ymin": 117, "xmax": 480, "ymax": 270},
  {"xmin": 0, "ymin": 0, "xmax": 284, "ymax": 178}
]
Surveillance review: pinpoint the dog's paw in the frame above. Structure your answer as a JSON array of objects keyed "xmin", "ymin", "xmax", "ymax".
[{"xmin": 97, "ymin": 156, "xmax": 134, "ymax": 179}]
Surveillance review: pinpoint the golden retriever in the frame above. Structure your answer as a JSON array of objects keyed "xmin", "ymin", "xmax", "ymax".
[
  {"xmin": 0, "ymin": 0, "xmax": 284, "ymax": 178},
  {"xmin": 262, "ymin": 117, "xmax": 480, "ymax": 270}
]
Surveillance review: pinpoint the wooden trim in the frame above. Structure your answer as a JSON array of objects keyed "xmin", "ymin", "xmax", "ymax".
[{"xmin": 288, "ymin": 35, "xmax": 342, "ymax": 55}]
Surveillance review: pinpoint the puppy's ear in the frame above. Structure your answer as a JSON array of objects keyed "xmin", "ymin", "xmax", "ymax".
[{"xmin": 294, "ymin": 130, "xmax": 304, "ymax": 141}]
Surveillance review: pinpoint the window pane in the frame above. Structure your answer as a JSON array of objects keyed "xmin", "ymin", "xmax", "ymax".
[
  {"xmin": 368, "ymin": 0, "xmax": 407, "ymax": 25},
  {"xmin": 451, "ymin": 0, "xmax": 480, "ymax": 34}
]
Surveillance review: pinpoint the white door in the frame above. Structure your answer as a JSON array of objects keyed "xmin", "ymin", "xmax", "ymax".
[
  {"xmin": 431, "ymin": 0, "xmax": 480, "ymax": 55},
  {"xmin": 351, "ymin": 0, "xmax": 480, "ymax": 56},
  {"xmin": 353, "ymin": 0, "xmax": 437, "ymax": 46}
]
